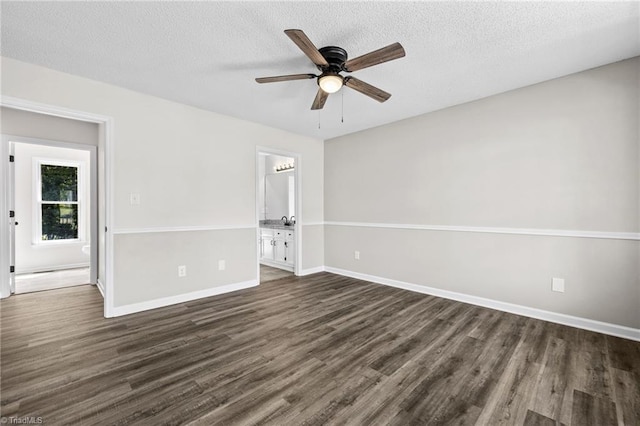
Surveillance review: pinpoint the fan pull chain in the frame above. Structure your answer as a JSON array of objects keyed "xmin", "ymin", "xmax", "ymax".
[
  {"xmin": 318, "ymin": 110, "xmax": 321, "ymax": 130},
  {"xmin": 341, "ymin": 90, "xmax": 344, "ymax": 123}
]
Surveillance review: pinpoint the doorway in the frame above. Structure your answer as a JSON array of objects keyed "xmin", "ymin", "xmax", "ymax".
[
  {"xmin": 256, "ymin": 148, "xmax": 301, "ymax": 283},
  {"xmin": 9, "ymin": 140, "xmax": 96, "ymax": 293},
  {"xmin": 0, "ymin": 98, "xmax": 114, "ymax": 317}
]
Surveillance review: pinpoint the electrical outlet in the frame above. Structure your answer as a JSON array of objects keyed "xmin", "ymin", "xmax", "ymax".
[
  {"xmin": 354, "ymin": 251, "xmax": 360, "ymax": 260},
  {"xmin": 218, "ymin": 260, "xmax": 226, "ymax": 271},
  {"xmin": 178, "ymin": 265, "xmax": 187, "ymax": 277},
  {"xmin": 129, "ymin": 193, "xmax": 141, "ymax": 206},
  {"xmin": 552, "ymin": 277, "xmax": 565, "ymax": 293}
]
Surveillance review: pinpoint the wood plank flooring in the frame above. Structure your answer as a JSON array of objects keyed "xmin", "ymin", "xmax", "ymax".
[
  {"xmin": 1, "ymin": 272, "xmax": 638, "ymax": 425},
  {"xmin": 260, "ymin": 265, "xmax": 293, "ymax": 283}
]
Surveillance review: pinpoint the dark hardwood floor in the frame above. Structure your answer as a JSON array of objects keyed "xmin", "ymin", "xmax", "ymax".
[{"xmin": 1, "ymin": 272, "xmax": 638, "ymax": 425}]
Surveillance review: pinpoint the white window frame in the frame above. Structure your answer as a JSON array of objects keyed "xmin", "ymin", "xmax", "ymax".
[{"xmin": 32, "ymin": 157, "xmax": 86, "ymax": 245}]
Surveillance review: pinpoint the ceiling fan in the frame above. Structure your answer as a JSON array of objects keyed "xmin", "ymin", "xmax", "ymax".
[{"xmin": 256, "ymin": 29, "xmax": 406, "ymax": 110}]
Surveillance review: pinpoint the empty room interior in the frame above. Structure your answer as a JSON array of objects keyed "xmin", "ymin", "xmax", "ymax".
[{"xmin": 0, "ymin": 2, "xmax": 638, "ymax": 425}]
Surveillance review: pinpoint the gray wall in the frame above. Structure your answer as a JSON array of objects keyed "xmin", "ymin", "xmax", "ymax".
[
  {"xmin": 325, "ymin": 57, "xmax": 640, "ymax": 329},
  {"xmin": 114, "ymin": 229, "xmax": 256, "ymax": 306}
]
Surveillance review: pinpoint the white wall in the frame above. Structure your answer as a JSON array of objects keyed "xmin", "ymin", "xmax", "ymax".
[
  {"xmin": 325, "ymin": 57, "xmax": 640, "ymax": 329},
  {"xmin": 13, "ymin": 143, "xmax": 90, "ymax": 273},
  {"xmin": 1, "ymin": 56, "xmax": 325, "ymax": 309}
]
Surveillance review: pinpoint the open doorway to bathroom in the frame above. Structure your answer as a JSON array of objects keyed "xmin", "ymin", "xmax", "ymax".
[
  {"xmin": 9, "ymin": 139, "xmax": 97, "ymax": 294},
  {"xmin": 257, "ymin": 150, "xmax": 300, "ymax": 283},
  {"xmin": 1, "ymin": 101, "xmax": 111, "ymax": 317}
]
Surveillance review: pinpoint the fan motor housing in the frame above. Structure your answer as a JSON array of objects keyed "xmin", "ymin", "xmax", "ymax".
[{"xmin": 319, "ymin": 46, "xmax": 348, "ymax": 71}]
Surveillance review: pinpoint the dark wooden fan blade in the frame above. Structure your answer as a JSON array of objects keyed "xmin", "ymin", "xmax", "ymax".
[
  {"xmin": 343, "ymin": 42, "xmax": 405, "ymax": 72},
  {"xmin": 256, "ymin": 74, "xmax": 316, "ymax": 83},
  {"xmin": 285, "ymin": 29, "xmax": 329, "ymax": 68},
  {"xmin": 311, "ymin": 87, "xmax": 329, "ymax": 110},
  {"xmin": 344, "ymin": 77, "xmax": 391, "ymax": 103}
]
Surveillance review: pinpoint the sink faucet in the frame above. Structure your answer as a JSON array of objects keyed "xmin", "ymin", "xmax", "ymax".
[
  {"xmin": 281, "ymin": 216, "xmax": 290, "ymax": 226},
  {"xmin": 290, "ymin": 216, "xmax": 295, "ymax": 225}
]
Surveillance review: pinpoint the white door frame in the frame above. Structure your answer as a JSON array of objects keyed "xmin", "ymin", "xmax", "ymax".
[
  {"xmin": 0, "ymin": 96, "xmax": 115, "ymax": 318},
  {"xmin": 255, "ymin": 146, "xmax": 302, "ymax": 278},
  {"xmin": 8, "ymin": 142, "xmax": 15, "ymax": 294}
]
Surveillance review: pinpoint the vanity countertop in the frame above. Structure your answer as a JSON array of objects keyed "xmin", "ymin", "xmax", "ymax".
[{"xmin": 260, "ymin": 221, "xmax": 295, "ymax": 231}]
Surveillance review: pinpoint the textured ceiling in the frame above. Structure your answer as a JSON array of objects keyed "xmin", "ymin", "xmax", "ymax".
[{"xmin": 1, "ymin": 1, "xmax": 639, "ymax": 140}]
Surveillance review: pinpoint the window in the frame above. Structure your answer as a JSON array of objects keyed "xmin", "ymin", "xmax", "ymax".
[{"xmin": 34, "ymin": 159, "xmax": 84, "ymax": 243}]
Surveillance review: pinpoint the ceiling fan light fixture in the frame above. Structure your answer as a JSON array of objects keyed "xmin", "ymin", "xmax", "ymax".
[
  {"xmin": 318, "ymin": 74, "xmax": 343, "ymax": 94},
  {"xmin": 256, "ymin": 30, "xmax": 405, "ymax": 110}
]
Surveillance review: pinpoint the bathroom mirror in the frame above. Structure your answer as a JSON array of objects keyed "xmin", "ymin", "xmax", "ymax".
[
  {"xmin": 259, "ymin": 154, "xmax": 295, "ymax": 221},
  {"xmin": 265, "ymin": 172, "xmax": 294, "ymax": 220}
]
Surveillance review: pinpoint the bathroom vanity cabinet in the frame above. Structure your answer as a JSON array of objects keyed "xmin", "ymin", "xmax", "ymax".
[{"xmin": 260, "ymin": 227, "xmax": 295, "ymax": 271}]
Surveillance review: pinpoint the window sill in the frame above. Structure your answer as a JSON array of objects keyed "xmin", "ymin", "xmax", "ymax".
[{"xmin": 32, "ymin": 240, "xmax": 87, "ymax": 248}]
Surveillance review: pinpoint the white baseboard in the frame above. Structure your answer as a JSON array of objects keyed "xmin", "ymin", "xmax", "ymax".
[
  {"xmin": 16, "ymin": 262, "xmax": 90, "ymax": 274},
  {"xmin": 325, "ymin": 266, "xmax": 640, "ymax": 342},
  {"xmin": 112, "ymin": 279, "xmax": 258, "ymax": 317},
  {"xmin": 96, "ymin": 279, "xmax": 105, "ymax": 298},
  {"xmin": 299, "ymin": 266, "xmax": 326, "ymax": 276}
]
